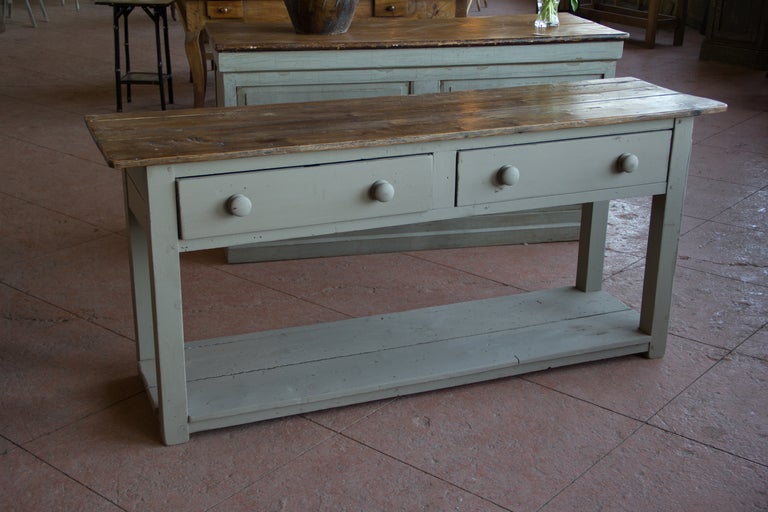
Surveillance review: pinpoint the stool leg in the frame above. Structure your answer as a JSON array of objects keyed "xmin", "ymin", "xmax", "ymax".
[
  {"xmin": 111, "ymin": 6, "xmax": 122, "ymax": 111},
  {"xmin": 123, "ymin": 8, "xmax": 132, "ymax": 105},
  {"xmin": 161, "ymin": 6, "xmax": 173, "ymax": 105},
  {"xmin": 152, "ymin": 7, "xmax": 166, "ymax": 110}
]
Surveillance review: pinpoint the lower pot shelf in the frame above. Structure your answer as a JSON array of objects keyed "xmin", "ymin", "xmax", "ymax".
[{"xmin": 140, "ymin": 287, "xmax": 650, "ymax": 433}]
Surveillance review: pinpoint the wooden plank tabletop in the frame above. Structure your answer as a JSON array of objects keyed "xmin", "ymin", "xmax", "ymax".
[
  {"xmin": 206, "ymin": 13, "xmax": 628, "ymax": 52},
  {"xmin": 86, "ymin": 77, "xmax": 727, "ymax": 169}
]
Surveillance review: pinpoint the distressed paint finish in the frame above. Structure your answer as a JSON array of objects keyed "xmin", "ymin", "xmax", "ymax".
[{"xmin": 87, "ymin": 78, "xmax": 726, "ymax": 444}]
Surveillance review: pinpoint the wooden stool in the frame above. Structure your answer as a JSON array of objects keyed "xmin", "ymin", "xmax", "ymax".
[
  {"xmin": 579, "ymin": 0, "xmax": 687, "ymax": 48},
  {"xmin": 96, "ymin": 0, "xmax": 174, "ymax": 111}
]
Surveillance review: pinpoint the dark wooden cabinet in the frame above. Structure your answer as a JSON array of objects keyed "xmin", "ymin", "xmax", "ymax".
[{"xmin": 700, "ymin": 0, "xmax": 768, "ymax": 69}]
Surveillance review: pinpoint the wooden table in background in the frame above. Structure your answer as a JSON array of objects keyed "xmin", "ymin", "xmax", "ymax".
[{"xmin": 175, "ymin": 0, "xmax": 462, "ymax": 107}]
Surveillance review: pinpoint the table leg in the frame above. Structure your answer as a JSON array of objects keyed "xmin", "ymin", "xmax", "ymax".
[
  {"xmin": 110, "ymin": 6, "xmax": 123, "ymax": 111},
  {"xmin": 575, "ymin": 201, "xmax": 609, "ymax": 293},
  {"xmin": 122, "ymin": 6, "xmax": 132, "ymax": 105},
  {"xmin": 185, "ymin": 29, "xmax": 206, "ymax": 107},
  {"xmin": 125, "ymin": 179, "xmax": 154, "ymax": 365},
  {"xmin": 161, "ymin": 5, "xmax": 173, "ymax": 105},
  {"xmin": 149, "ymin": 5, "xmax": 166, "ymax": 110},
  {"xmin": 640, "ymin": 117, "xmax": 694, "ymax": 358},
  {"xmin": 645, "ymin": 0, "xmax": 660, "ymax": 49},
  {"xmin": 673, "ymin": 0, "xmax": 687, "ymax": 46},
  {"xmin": 145, "ymin": 168, "xmax": 190, "ymax": 445}
]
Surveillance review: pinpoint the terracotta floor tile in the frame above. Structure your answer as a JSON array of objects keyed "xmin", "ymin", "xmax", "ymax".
[
  {"xmin": 649, "ymin": 352, "xmax": 768, "ymax": 466},
  {"xmin": 678, "ymin": 221, "xmax": 768, "ymax": 286},
  {"xmin": 606, "ymin": 199, "xmax": 651, "ymax": 256},
  {"xmin": 1, "ymin": 234, "xmax": 136, "ymax": 337},
  {"xmin": 737, "ymin": 326, "xmax": 768, "ymax": 361},
  {"xmin": 0, "ymin": 193, "xmax": 108, "ymax": 265},
  {"xmin": 713, "ymin": 189, "xmax": 768, "ymax": 231},
  {"xmin": 0, "ymin": 435, "xmax": 13, "ymax": 455},
  {"xmin": 408, "ymin": 242, "xmax": 578, "ymax": 291},
  {"xmin": 2, "ymin": 447, "xmax": 123, "ymax": 512},
  {"xmin": 339, "ymin": 378, "xmax": 640, "ymax": 511},
  {"xmin": 605, "ymin": 265, "xmax": 768, "ymax": 350},
  {"xmin": 691, "ymin": 107, "xmax": 764, "ymax": 144},
  {"xmin": 26, "ymin": 395, "xmax": 334, "ymax": 512},
  {"xmin": 539, "ymin": 425, "xmax": 768, "ymax": 512},
  {"xmin": 0, "ymin": 134, "xmax": 121, "ymax": 204},
  {"xmin": 0, "ymin": 140, "xmax": 126, "ymax": 232},
  {"xmin": 180, "ymin": 251, "xmax": 346, "ymax": 341},
  {"xmin": 703, "ymin": 112, "xmax": 768, "ymax": 155},
  {"xmin": 209, "ymin": 434, "xmax": 508, "ymax": 512},
  {"xmin": 221, "ymin": 252, "xmax": 515, "ymax": 317},
  {"xmin": 683, "ymin": 175, "xmax": 759, "ymax": 220},
  {"xmin": 0, "ymin": 94, "xmax": 106, "ymax": 163},
  {"xmin": 303, "ymin": 399, "xmax": 397, "ymax": 433},
  {"xmin": 690, "ymin": 144, "xmax": 768, "ymax": 188},
  {"xmin": 525, "ymin": 335, "xmax": 727, "ymax": 421},
  {"xmin": 0, "ymin": 284, "xmax": 141, "ymax": 443}
]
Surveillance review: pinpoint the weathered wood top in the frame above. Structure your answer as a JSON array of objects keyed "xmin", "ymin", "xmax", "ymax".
[
  {"xmin": 86, "ymin": 77, "xmax": 726, "ymax": 169},
  {"xmin": 206, "ymin": 13, "xmax": 628, "ymax": 52}
]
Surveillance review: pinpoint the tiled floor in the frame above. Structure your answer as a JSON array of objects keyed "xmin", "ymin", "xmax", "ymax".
[{"xmin": 1, "ymin": 2, "xmax": 767, "ymax": 511}]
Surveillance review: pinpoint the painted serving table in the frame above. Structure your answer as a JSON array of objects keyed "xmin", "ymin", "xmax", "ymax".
[{"xmin": 86, "ymin": 78, "xmax": 725, "ymax": 445}]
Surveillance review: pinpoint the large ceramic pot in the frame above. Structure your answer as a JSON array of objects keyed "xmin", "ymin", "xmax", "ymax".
[{"xmin": 283, "ymin": 0, "xmax": 360, "ymax": 35}]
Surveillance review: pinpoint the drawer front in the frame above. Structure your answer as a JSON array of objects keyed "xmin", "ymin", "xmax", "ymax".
[
  {"xmin": 456, "ymin": 131, "xmax": 672, "ymax": 207},
  {"xmin": 206, "ymin": 1, "xmax": 244, "ymax": 19},
  {"xmin": 176, "ymin": 155, "xmax": 434, "ymax": 240},
  {"xmin": 373, "ymin": 0, "xmax": 407, "ymax": 16}
]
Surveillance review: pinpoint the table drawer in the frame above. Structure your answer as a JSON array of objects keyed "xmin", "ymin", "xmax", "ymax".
[
  {"xmin": 176, "ymin": 155, "xmax": 434, "ymax": 240},
  {"xmin": 456, "ymin": 131, "xmax": 672, "ymax": 206},
  {"xmin": 206, "ymin": 1, "xmax": 243, "ymax": 19}
]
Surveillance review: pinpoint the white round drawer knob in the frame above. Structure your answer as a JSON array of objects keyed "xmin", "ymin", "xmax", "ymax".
[
  {"xmin": 618, "ymin": 153, "xmax": 640, "ymax": 173},
  {"xmin": 370, "ymin": 180, "xmax": 395, "ymax": 203},
  {"xmin": 497, "ymin": 165, "xmax": 520, "ymax": 186},
  {"xmin": 226, "ymin": 194, "xmax": 252, "ymax": 217}
]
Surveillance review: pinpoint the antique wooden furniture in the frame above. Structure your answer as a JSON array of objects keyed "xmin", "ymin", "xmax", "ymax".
[
  {"xmin": 175, "ymin": 0, "xmax": 461, "ymax": 108},
  {"xmin": 579, "ymin": 0, "xmax": 687, "ymax": 48},
  {"xmin": 86, "ymin": 77, "xmax": 725, "ymax": 445},
  {"xmin": 700, "ymin": 0, "xmax": 768, "ymax": 69},
  {"xmin": 208, "ymin": 14, "xmax": 627, "ymax": 108},
  {"xmin": 95, "ymin": 0, "xmax": 175, "ymax": 111},
  {"xmin": 206, "ymin": 13, "xmax": 628, "ymax": 261}
]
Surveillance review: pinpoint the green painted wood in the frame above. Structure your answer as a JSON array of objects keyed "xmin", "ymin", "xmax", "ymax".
[
  {"xmin": 89, "ymin": 79, "xmax": 726, "ymax": 444},
  {"xmin": 139, "ymin": 288, "xmax": 650, "ymax": 430},
  {"xmin": 576, "ymin": 201, "xmax": 610, "ymax": 293},
  {"xmin": 640, "ymin": 117, "xmax": 696, "ymax": 358}
]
